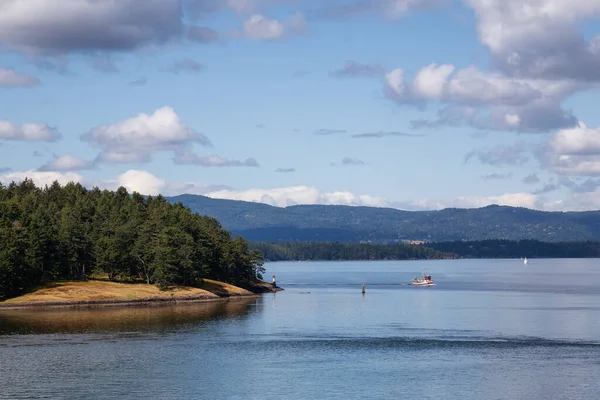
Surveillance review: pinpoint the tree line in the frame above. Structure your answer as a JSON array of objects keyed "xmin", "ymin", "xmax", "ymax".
[
  {"xmin": 249, "ymin": 241, "xmax": 455, "ymax": 261},
  {"xmin": 0, "ymin": 180, "xmax": 264, "ymax": 300},
  {"xmin": 426, "ymin": 239, "xmax": 600, "ymax": 258},
  {"xmin": 249, "ymin": 239, "xmax": 600, "ymax": 261}
]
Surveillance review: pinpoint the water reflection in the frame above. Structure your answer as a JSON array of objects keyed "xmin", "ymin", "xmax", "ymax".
[{"xmin": 0, "ymin": 298, "xmax": 259, "ymax": 335}]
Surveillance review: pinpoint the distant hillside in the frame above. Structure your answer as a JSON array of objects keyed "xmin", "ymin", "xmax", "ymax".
[{"xmin": 167, "ymin": 194, "xmax": 600, "ymax": 243}]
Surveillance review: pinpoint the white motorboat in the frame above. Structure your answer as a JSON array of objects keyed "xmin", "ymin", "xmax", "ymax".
[{"xmin": 411, "ymin": 270, "xmax": 435, "ymax": 286}]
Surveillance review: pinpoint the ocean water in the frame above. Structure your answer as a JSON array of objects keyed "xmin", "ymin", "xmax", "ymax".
[{"xmin": 1, "ymin": 259, "xmax": 600, "ymax": 399}]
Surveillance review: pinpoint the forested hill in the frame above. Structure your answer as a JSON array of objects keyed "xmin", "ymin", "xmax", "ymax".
[
  {"xmin": 0, "ymin": 180, "xmax": 264, "ymax": 300},
  {"xmin": 167, "ymin": 194, "xmax": 600, "ymax": 243}
]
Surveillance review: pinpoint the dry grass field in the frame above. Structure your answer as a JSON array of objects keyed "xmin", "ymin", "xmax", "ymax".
[{"xmin": 1, "ymin": 279, "xmax": 255, "ymax": 307}]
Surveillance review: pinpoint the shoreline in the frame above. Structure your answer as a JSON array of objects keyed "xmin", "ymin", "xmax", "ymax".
[
  {"xmin": 0, "ymin": 279, "xmax": 283, "ymax": 311},
  {"xmin": 0, "ymin": 293, "xmax": 261, "ymax": 310}
]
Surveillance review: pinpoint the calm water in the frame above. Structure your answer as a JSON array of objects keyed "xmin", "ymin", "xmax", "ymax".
[{"xmin": 1, "ymin": 259, "xmax": 600, "ymax": 399}]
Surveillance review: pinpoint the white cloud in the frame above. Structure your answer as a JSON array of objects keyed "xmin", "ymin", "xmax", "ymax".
[
  {"xmin": 115, "ymin": 170, "xmax": 166, "ymax": 196},
  {"xmin": 3, "ymin": 168, "xmax": 600, "ymax": 211},
  {"xmin": 0, "ymin": 0, "xmax": 183, "ymax": 53},
  {"xmin": 393, "ymin": 192, "xmax": 547, "ymax": 211},
  {"xmin": 38, "ymin": 155, "xmax": 95, "ymax": 172},
  {"xmin": 385, "ymin": 63, "xmax": 580, "ymax": 132},
  {"xmin": 204, "ymin": 185, "xmax": 388, "ymax": 207},
  {"xmin": 0, "ymin": 170, "xmax": 84, "ymax": 187},
  {"xmin": 411, "ymin": 63, "xmax": 455, "ymax": 99},
  {"xmin": 549, "ymin": 123, "xmax": 600, "ymax": 155},
  {"xmin": 241, "ymin": 13, "xmax": 306, "ymax": 40},
  {"xmin": 543, "ymin": 154, "xmax": 600, "ymax": 177},
  {"xmin": 542, "ymin": 122, "xmax": 600, "ymax": 176},
  {"xmin": 386, "ymin": 64, "xmax": 559, "ymax": 106},
  {"xmin": 560, "ymin": 187, "xmax": 600, "ymax": 210},
  {"xmin": 97, "ymin": 169, "xmax": 230, "ymax": 197},
  {"xmin": 384, "ymin": 68, "xmax": 407, "ymax": 98},
  {"xmin": 0, "ymin": 120, "xmax": 60, "ymax": 141},
  {"xmin": 0, "ymin": 68, "xmax": 40, "ymax": 88},
  {"xmin": 464, "ymin": 0, "xmax": 600, "ymax": 81},
  {"xmin": 205, "ymin": 184, "xmax": 564, "ymax": 211},
  {"xmin": 82, "ymin": 106, "xmax": 212, "ymax": 163}
]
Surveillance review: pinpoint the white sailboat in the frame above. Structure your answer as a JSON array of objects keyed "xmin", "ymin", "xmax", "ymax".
[{"xmin": 523, "ymin": 257, "xmax": 528, "ymax": 265}]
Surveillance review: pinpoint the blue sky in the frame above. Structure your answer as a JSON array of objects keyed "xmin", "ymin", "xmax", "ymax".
[{"xmin": 1, "ymin": 0, "xmax": 600, "ymax": 211}]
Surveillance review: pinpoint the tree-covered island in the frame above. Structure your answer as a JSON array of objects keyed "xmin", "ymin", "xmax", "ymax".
[{"xmin": 0, "ymin": 180, "xmax": 269, "ymax": 302}]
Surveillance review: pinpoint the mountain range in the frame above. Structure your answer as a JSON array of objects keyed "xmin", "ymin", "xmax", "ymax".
[{"xmin": 166, "ymin": 194, "xmax": 600, "ymax": 243}]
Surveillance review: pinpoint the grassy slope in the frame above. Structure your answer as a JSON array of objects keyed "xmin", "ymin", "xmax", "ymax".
[{"xmin": 0, "ymin": 279, "xmax": 256, "ymax": 307}]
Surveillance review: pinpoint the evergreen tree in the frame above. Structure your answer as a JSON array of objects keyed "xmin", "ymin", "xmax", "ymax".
[{"xmin": 0, "ymin": 181, "xmax": 265, "ymax": 300}]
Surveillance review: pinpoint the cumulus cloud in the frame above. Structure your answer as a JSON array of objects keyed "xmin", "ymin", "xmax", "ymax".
[
  {"xmin": 549, "ymin": 123, "xmax": 600, "ymax": 156},
  {"xmin": 241, "ymin": 13, "xmax": 306, "ymax": 40},
  {"xmin": 0, "ymin": 68, "xmax": 40, "ymax": 88},
  {"xmin": 384, "ymin": 63, "xmax": 580, "ymax": 132},
  {"xmin": 173, "ymin": 150, "xmax": 259, "ymax": 167},
  {"xmin": 465, "ymin": 0, "xmax": 600, "ymax": 81},
  {"xmin": 330, "ymin": 61, "xmax": 384, "ymax": 78},
  {"xmin": 0, "ymin": 120, "xmax": 60, "ymax": 141},
  {"xmin": 204, "ymin": 185, "xmax": 388, "ymax": 207},
  {"xmin": 104, "ymin": 169, "xmax": 231, "ymax": 196},
  {"xmin": 393, "ymin": 192, "xmax": 552, "ymax": 211},
  {"xmin": 187, "ymin": 179, "xmax": 578, "ymax": 211},
  {"xmin": 0, "ymin": 0, "xmax": 184, "ymax": 54},
  {"xmin": 541, "ymin": 122, "xmax": 600, "ymax": 176},
  {"xmin": 0, "ymin": 170, "xmax": 84, "ymax": 188},
  {"xmin": 4, "ymin": 167, "xmax": 600, "ymax": 211},
  {"xmin": 81, "ymin": 106, "xmax": 212, "ymax": 164},
  {"xmin": 38, "ymin": 155, "xmax": 96, "ymax": 172},
  {"xmin": 545, "ymin": 155, "xmax": 600, "ymax": 176}
]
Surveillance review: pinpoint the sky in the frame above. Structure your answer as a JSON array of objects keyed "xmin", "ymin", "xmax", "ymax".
[{"xmin": 1, "ymin": 0, "xmax": 600, "ymax": 211}]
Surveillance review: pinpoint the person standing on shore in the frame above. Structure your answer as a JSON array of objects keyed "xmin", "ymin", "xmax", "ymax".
[{"xmin": 272, "ymin": 275, "xmax": 276, "ymax": 288}]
